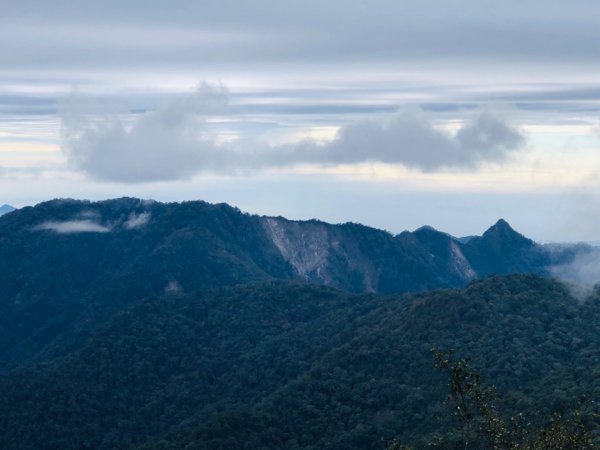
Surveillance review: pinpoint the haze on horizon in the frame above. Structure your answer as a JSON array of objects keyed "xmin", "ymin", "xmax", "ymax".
[{"xmin": 2, "ymin": 0, "xmax": 600, "ymax": 242}]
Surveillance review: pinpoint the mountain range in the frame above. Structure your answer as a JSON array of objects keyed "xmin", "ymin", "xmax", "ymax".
[
  {"xmin": 1, "ymin": 198, "xmax": 599, "ymax": 448},
  {"xmin": 0, "ymin": 197, "xmax": 591, "ymax": 298},
  {"xmin": 0, "ymin": 197, "xmax": 594, "ymax": 368}
]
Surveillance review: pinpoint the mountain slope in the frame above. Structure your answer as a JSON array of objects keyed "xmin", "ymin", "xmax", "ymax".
[
  {"xmin": 0, "ymin": 198, "xmax": 588, "ymax": 373},
  {"xmin": 262, "ymin": 217, "xmax": 476, "ymax": 293},
  {"xmin": 462, "ymin": 218, "xmax": 548, "ymax": 276},
  {"xmin": 0, "ymin": 275, "xmax": 599, "ymax": 449},
  {"xmin": 148, "ymin": 275, "xmax": 600, "ymax": 450},
  {"xmin": 0, "ymin": 199, "xmax": 294, "ymax": 371},
  {"xmin": 0, "ymin": 198, "xmax": 577, "ymax": 299}
]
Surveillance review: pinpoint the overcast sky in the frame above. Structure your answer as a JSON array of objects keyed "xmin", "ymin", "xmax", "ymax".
[{"xmin": 3, "ymin": 0, "xmax": 600, "ymax": 241}]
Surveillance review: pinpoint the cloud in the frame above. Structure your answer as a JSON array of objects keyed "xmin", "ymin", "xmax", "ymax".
[
  {"xmin": 5, "ymin": 1, "xmax": 600, "ymax": 74},
  {"xmin": 304, "ymin": 108, "xmax": 524, "ymax": 171},
  {"xmin": 548, "ymin": 245, "xmax": 600, "ymax": 299},
  {"xmin": 61, "ymin": 83, "xmax": 229, "ymax": 183},
  {"xmin": 124, "ymin": 212, "xmax": 150, "ymax": 229},
  {"xmin": 550, "ymin": 248, "xmax": 600, "ymax": 286},
  {"xmin": 35, "ymin": 219, "xmax": 111, "ymax": 233},
  {"xmin": 61, "ymin": 85, "xmax": 525, "ymax": 182},
  {"xmin": 237, "ymin": 107, "xmax": 525, "ymax": 172}
]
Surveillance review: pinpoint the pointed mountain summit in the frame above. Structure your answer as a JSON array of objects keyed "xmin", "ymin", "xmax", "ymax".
[
  {"xmin": 0, "ymin": 204, "xmax": 15, "ymax": 216},
  {"xmin": 481, "ymin": 218, "xmax": 532, "ymax": 245},
  {"xmin": 414, "ymin": 225, "xmax": 439, "ymax": 233},
  {"xmin": 485, "ymin": 218, "xmax": 513, "ymax": 234},
  {"xmin": 462, "ymin": 218, "xmax": 543, "ymax": 276}
]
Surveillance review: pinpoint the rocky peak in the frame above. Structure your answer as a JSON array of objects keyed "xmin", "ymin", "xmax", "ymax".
[{"xmin": 481, "ymin": 218, "xmax": 532, "ymax": 246}]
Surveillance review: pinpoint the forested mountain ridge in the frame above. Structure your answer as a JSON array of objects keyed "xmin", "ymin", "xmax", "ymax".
[
  {"xmin": 0, "ymin": 198, "xmax": 294, "ymax": 372},
  {"xmin": 1, "ymin": 198, "xmax": 600, "ymax": 448},
  {"xmin": 1, "ymin": 275, "xmax": 599, "ymax": 449},
  {"xmin": 0, "ymin": 197, "xmax": 591, "ymax": 371},
  {"xmin": 0, "ymin": 197, "xmax": 587, "ymax": 298}
]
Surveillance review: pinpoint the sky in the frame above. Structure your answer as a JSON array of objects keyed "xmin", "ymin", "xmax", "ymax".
[{"xmin": 3, "ymin": 0, "xmax": 600, "ymax": 241}]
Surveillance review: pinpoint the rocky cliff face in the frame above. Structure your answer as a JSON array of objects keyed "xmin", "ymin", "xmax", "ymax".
[
  {"xmin": 450, "ymin": 240, "xmax": 478, "ymax": 280},
  {"xmin": 260, "ymin": 216, "xmax": 511, "ymax": 294},
  {"xmin": 261, "ymin": 217, "xmax": 332, "ymax": 282},
  {"xmin": 261, "ymin": 214, "xmax": 584, "ymax": 294},
  {"xmin": 261, "ymin": 217, "xmax": 380, "ymax": 292}
]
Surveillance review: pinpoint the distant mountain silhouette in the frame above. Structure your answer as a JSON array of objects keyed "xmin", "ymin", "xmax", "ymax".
[
  {"xmin": 0, "ymin": 204, "xmax": 15, "ymax": 216},
  {"xmin": 461, "ymin": 218, "xmax": 547, "ymax": 277}
]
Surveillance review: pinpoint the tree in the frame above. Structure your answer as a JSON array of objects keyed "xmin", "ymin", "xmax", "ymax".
[{"xmin": 388, "ymin": 349, "xmax": 596, "ymax": 449}]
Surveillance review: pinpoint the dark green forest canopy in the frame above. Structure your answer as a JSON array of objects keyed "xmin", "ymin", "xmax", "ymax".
[
  {"xmin": 1, "ymin": 199, "xmax": 599, "ymax": 449},
  {"xmin": 1, "ymin": 274, "xmax": 600, "ymax": 449}
]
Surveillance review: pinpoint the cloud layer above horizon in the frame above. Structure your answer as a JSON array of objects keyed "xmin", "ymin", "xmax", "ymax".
[
  {"xmin": 3, "ymin": 0, "xmax": 600, "ymax": 241},
  {"xmin": 60, "ymin": 85, "xmax": 526, "ymax": 182}
]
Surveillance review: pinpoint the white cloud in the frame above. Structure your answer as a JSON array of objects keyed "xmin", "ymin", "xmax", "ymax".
[
  {"xmin": 35, "ymin": 219, "xmax": 111, "ymax": 233},
  {"xmin": 61, "ymin": 83, "xmax": 229, "ymax": 182},
  {"xmin": 60, "ymin": 85, "xmax": 526, "ymax": 182},
  {"xmin": 548, "ymin": 245, "xmax": 600, "ymax": 299},
  {"xmin": 307, "ymin": 108, "xmax": 525, "ymax": 171},
  {"xmin": 124, "ymin": 211, "xmax": 150, "ymax": 229},
  {"xmin": 551, "ymin": 249, "xmax": 600, "ymax": 286}
]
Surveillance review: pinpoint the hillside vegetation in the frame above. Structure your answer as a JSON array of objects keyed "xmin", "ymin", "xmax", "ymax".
[
  {"xmin": 0, "ymin": 275, "xmax": 599, "ymax": 449},
  {"xmin": 1, "ymin": 199, "xmax": 598, "ymax": 448}
]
